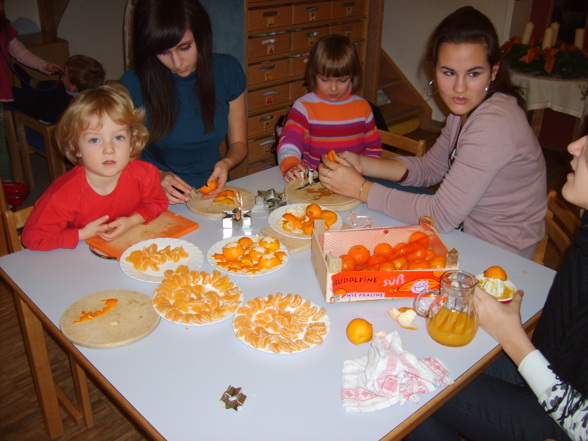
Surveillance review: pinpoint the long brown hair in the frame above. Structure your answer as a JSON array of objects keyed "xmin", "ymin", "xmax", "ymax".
[
  {"xmin": 425, "ymin": 6, "xmax": 526, "ymax": 110},
  {"xmin": 0, "ymin": 0, "xmax": 10, "ymax": 44},
  {"xmin": 132, "ymin": 0, "xmax": 215, "ymax": 140}
]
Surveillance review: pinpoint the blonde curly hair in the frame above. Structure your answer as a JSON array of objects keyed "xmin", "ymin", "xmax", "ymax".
[{"xmin": 56, "ymin": 83, "xmax": 149, "ymax": 165}]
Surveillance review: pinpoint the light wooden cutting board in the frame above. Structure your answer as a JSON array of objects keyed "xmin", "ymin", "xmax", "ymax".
[
  {"xmin": 284, "ymin": 180, "xmax": 361, "ymax": 211},
  {"xmin": 186, "ymin": 186, "xmax": 255, "ymax": 218},
  {"xmin": 60, "ymin": 290, "xmax": 160, "ymax": 349},
  {"xmin": 86, "ymin": 211, "xmax": 199, "ymax": 259}
]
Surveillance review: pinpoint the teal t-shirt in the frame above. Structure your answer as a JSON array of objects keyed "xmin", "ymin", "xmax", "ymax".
[{"xmin": 120, "ymin": 53, "xmax": 246, "ymax": 188}]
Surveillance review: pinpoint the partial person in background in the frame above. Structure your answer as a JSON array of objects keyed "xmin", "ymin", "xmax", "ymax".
[
  {"xmin": 406, "ymin": 135, "xmax": 588, "ymax": 441},
  {"xmin": 120, "ymin": 0, "xmax": 247, "ymax": 204},
  {"xmin": 12, "ymin": 54, "xmax": 106, "ymax": 124},
  {"xmin": 0, "ymin": 0, "xmax": 61, "ymax": 180},
  {"xmin": 319, "ymin": 7, "xmax": 547, "ymax": 259},
  {"xmin": 277, "ymin": 34, "xmax": 381, "ymax": 182}
]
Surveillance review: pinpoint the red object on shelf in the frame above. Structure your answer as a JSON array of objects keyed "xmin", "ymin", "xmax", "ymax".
[{"xmin": 2, "ymin": 181, "xmax": 30, "ymax": 210}]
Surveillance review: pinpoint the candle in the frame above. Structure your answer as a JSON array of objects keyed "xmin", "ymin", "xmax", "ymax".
[
  {"xmin": 575, "ymin": 28, "xmax": 585, "ymax": 50},
  {"xmin": 542, "ymin": 28, "xmax": 554, "ymax": 49},
  {"xmin": 521, "ymin": 21, "xmax": 534, "ymax": 45},
  {"xmin": 550, "ymin": 22, "xmax": 559, "ymax": 46}
]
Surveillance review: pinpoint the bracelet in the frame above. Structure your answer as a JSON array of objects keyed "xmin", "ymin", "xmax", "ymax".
[{"xmin": 358, "ymin": 179, "xmax": 368, "ymax": 200}]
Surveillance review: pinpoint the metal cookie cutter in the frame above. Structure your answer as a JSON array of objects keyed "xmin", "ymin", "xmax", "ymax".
[
  {"xmin": 222, "ymin": 190, "xmax": 251, "ymax": 230},
  {"xmin": 257, "ymin": 188, "xmax": 286, "ymax": 213},
  {"xmin": 220, "ymin": 385, "xmax": 247, "ymax": 411},
  {"xmin": 296, "ymin": 167, "xmax": 319, "ymax": 190}
]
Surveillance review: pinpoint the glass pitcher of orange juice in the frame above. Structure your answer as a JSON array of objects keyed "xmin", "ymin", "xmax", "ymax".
[{"xmin": 413, "ymin": 270, "xmax": 479, "ymax": 347}]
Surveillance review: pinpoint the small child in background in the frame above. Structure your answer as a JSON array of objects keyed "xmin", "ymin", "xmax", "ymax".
[
  {"xmin": 22, "ymin": 84, "xmax": 168, "ymax": 251},
  {"xmin": 277, "ymin": 34, "xmax": 382, "ymax": 182},
  {"xmin": 12, "ymin": 54, "xmax": 106, "ymax": 124}
]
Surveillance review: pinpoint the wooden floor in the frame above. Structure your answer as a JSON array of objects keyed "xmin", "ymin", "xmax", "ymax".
[
  {"xmin": 0, "ymin": 146, "xmax": 574, "ymax": 440},
  {"xmin": 0, "ymin": 281, "xmax": 148, "ymax": 441}
]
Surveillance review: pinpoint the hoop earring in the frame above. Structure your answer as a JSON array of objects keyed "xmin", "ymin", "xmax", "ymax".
[{"xmin": 425, "ymin": 79, "xmax": 438, "ymax": 97}]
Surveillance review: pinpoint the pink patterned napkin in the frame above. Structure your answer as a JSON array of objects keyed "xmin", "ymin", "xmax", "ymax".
[{"xmin": 341, "ymin": 331, "xmax": 453, "ymax": 412}]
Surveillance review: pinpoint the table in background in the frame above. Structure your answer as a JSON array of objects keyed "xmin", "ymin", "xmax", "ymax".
[
  {"xmin": 0, "ymin": 167, "xmax": 556, "ymax": 441},
  {"xmin": 511, "ymin": 72, "xmax": 588, "ymax": 140}
]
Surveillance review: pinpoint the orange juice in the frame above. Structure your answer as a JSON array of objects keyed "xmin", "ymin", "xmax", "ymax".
[{"xmin": 426, "ymin": 307, "xmax": 478, "ymax": 347}]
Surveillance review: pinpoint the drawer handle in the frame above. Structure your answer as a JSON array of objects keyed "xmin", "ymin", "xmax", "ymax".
[
  {"xmin": 259, "ymin": 64, "xmax": 276, "ymax": 71},
  {"xmin": 305, "ymin": 6, "xmax": 319, "ymax": 12},
  {"xmin": 343, "ymin": 2, "xmax": 357, "ymax": 7},
  {"xmin": 261, "ymin": 38, "xmax": 277, "ymax": 44},
  {"xmin": 258, "ymin": 115, "xmax": 275, "ymax": 122},
  {"xmin": 260, "ymin": 139, "xmax": 274, "ymax": 146},
  {"xmin": 262, "ymin": 11, "xmax": 278, "ymax": 17},
  {"xmin": 261, "ymin": 90, "xmax": 277, "ymax": 97},
  {"xmin": 305, "ymin": 31, "xmax": 319, "ymax": 37}
]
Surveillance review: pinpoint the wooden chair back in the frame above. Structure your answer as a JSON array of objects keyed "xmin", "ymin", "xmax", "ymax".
[
  {"xmin": 378, "ymin": 129, "xmax": 426, "ymax": 158},
  {"xmin": 533, "ymin": 190, "xmax": 581, "ymax": 269},
  {"xmin": 3, "ymin": 205, "xmax": 34, "ymax": 254},
  {"xmin": 123, "ymin": 0, "xmax": 137, "ymax": 70},
  {"xmin": 4, "ymin": 107, "xmax": 67, "ymax": 188}
]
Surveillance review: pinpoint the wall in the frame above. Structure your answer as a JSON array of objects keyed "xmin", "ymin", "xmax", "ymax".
[{"xmin": 382, "ymin": 0, "xmax": 533, "ymax": 122}]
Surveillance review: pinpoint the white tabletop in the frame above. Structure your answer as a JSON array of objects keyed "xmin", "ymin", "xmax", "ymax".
[
  {"xmin": 0, "ymin": 167, "xmax": 555, "ymax": 441},
  {"xmin": 511, "ymin": 72, "xmax": 588, "ymax": 119}
]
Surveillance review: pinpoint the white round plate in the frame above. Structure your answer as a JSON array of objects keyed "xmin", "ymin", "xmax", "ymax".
[
  {"xmin": 233, "ymin": 293, "xmax": 330, "ymax": 354},
  {"xmin": 267, "ymin": 203, "xmax": 342, "ymax": 239},
  {"xmin": 120, "ymin": 238, "xmax": 203, "ymax": 283},
  {"xmin": 207, "ymin": 235, "xmax": 289, "ymax": 277}
]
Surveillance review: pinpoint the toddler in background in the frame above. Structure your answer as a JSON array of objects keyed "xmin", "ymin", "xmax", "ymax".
[
  {"xmin": 22, "ymin": 84, "xmax": 168, "ymax": 251},
  {"xmin": 277, "ymin": 34, "xmax": 381, "ymax": 182},
  {"xmin": 12, "ymin": 54, "xmax": 106, "ymax": 124}
]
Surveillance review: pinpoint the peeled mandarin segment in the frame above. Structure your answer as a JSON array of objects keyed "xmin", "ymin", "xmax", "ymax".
[{"xmin": 217, "ymin": 190, "xmax": 236, "ymax": 198}]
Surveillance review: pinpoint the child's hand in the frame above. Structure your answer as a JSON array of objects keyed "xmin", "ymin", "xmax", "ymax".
[
  {"xmin": 78, "ymin": 215, "xmax": 111, "ymax": 241},
  {"xmin": 98, "ymin": 214, "xmax": 144, "ymax": 241},
  {"xmin": 283, "ymin": 164, "xmax": 307, "ymax": 182}
]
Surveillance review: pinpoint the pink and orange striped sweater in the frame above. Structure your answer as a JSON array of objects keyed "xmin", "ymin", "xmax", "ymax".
[{"xmin": 277, "ymin": 91, "xmax": 381, "ymax": 175}]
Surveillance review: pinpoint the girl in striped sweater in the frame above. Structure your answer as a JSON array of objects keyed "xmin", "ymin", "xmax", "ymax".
[{"xmin": 277, "ymin": 34, "xmax": 381, "ymax": 182}]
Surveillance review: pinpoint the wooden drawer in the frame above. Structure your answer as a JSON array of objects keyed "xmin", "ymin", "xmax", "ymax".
[
  {"xmin": 288, "ymin": 52, "xmax": 311, "ymax": 77},
  {"xmin": 248, "ymin": 32, "xmax": 291, "ymax": 59},
  {"xmin": 331, "ymin": 0, "xmax": 366, "ymax": 19},
  {"xmin": 292, "ymin": 2, "xmax": 332, "ymax": 24},
  {"xmin": 248, "ymin": 156, "xmax": 277, "ymax": 175},
  {"xmin": 248, "ymin": 58, "xmax": 289, "ymax": 86},
  {"xmin": 248, "ymin": 135, "xmax": 276, "ymax": 162},
  {"xmin": 290, "ymin": 26, "xmax": 330, "ymax": 52},
  {"xmin": 248, "ymin": 109, "xmax": 287, "ymax": 138},
  {"xmin": 248, "ymin": 5, "xmax": 292, "ymax": 31},
  {"xmin": 331, "ymin": 20, "xmax": 365, "ymax": 41},
  {"xmin": 248, "ymin": 83, "xmax": 290, "ymax": 112},
  {"xmin": 289, "ymin": 79, "xmax": 309, "ymax": 101},
  {"xmin": 354, "ymin": 41, "xmax": 365, "ymax": 60}
]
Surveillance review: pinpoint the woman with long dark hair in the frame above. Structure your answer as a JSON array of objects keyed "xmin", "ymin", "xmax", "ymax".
[
  {"xmin": 319, "ymin": 7, "xmax": 547, "ymax": 259},
  {"xmin": 120, "ymin": 0, "xmax": 247, "ymax": 203}
]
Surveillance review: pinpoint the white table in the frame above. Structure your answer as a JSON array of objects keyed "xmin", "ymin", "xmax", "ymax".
[
  {"xmin": 0, "ymin": 167, "xmax": 555, "ymax": 441},
  {"xmin": 511, "ymin": 72, "xmax": 588, "ymax": 139}
]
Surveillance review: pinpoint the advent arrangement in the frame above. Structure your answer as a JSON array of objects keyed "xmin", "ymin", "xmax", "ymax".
[{"xmin": 501, "ymin": 22, "xmax": 588, "ymax": 80}]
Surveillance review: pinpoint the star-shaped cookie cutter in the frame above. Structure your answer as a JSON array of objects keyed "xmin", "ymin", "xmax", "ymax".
[{"xmin": 220, "ymin": 385, "xmax": 247, "ymax": 411}]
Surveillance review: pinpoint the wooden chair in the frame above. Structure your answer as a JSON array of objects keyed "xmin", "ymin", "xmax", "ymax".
[
  {"xmin": 3, "ymin": 106, "xmax": 67, "ymax": 188},
  {"xmin": 533, "ymin": 190, "xmax": 580, "ymax": 269},
  {"xmin": 378, "ymin": 129, "xmax": 426, "ymax": 158},
  {"xmin": 123, "ymin": 0, "xmax": 137, "ymax": 70},
  {"xmin": 0, "ymin": 179, "xmax": 94, "ymax": 432}
]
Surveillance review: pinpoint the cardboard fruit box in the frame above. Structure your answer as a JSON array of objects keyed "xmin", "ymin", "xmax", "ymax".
[{"xmin": 311, "ymin": 217, "xmax": 458, "ymax": 303}]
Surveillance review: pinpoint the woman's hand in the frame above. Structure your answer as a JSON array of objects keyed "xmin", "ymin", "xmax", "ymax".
[
  {"xmin": 160, "ymin": 171, "xmax": 192, "ymax": 204},
  {"xmin": 318, "ymin": 153, "xmax": 371, "ymax": 201},
  {"xmin": 201, "ymin": 160, "xmax": 230, "ymax": 199},
  {"xmin": 474, "ymin": 287, "xmax": 535, "ymax": 365},
  {"xmin": 283, "ymin": 163, "xmax": 307, "ymax": 182},
  {"xmin": 337, "ymin": 151, "xmax": 364, "ymax": 174}
]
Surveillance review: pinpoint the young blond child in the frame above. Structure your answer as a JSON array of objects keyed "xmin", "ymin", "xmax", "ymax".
[
  {"xmin": 277, "ymin": 34, "xmax": 381, "ymax": 182},
  {"xmin": 22, "ymin": 84, "xmax": 168, "ymax": 251}
]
